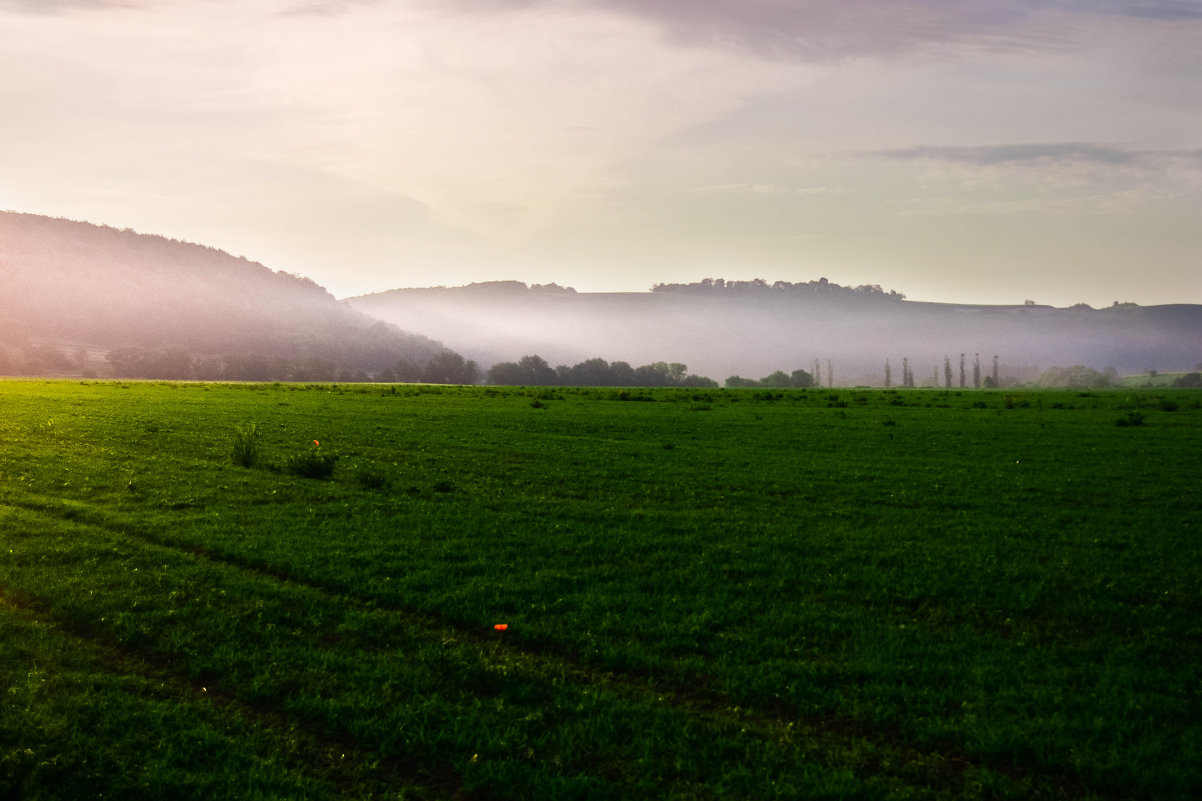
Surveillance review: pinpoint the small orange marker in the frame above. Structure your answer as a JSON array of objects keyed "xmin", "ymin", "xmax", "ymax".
[
  {"xmin": 493, "ymin": 624, "xmax": 508, "ymax": 631},
  {"xmin": 314, "ymin": 440, "xmax": 320, "ymax": 447}
]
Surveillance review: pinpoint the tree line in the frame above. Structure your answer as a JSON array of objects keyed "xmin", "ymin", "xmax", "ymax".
[
  {"xmin": 651, "ymin": 276, "xmax": 905, "ymax": 300},
  {"xmin": 5, "ymin": 341, "xmax": 1193, "ymax": 391},
  {"xmin": 0, "ymin": 344, "xmax": 480, "ymax": 385},
  {"xmin": 486, "ymin": 355, "xmax": 718, "ymax": 387},
  {"xmin": 724, "ymin": 369, "xmax": 815, "ymax": 389}
]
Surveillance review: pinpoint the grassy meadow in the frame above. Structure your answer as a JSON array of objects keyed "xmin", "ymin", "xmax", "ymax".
[{"xmin": 1, "ymin": 379, "xmax": 1199, "ymax": 800}]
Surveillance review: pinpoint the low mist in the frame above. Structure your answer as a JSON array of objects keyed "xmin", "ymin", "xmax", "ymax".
[{"xmin": 349, "ymin": 281, "xmax": 1202, "ymax": 386}]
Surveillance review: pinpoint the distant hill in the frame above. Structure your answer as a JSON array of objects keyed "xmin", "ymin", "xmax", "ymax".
[
  {"xmin": 349, "ymin": 280, "xmax": 1202, "ymax": 386},
  {"xmin": 0, "ymin": 212, "xmax": 451, "ymax": 381}
]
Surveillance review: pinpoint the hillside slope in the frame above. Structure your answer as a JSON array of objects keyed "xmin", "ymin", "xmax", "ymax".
[
  {"xmin": 0, "ymin": 212, "xmax": 449, "ymax": 380},
  {"xmin": 349, "ymin": 281, "xmax": 1202, "ymax": 385}
]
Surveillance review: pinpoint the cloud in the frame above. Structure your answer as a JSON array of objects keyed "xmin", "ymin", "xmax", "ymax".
[
  {"xmin": 441, "ymin": 0, "xmax": 1037, "ymax": 60},
  {"xmin": 440, "ymin": 0, "xmax": 1202, "ymax": 63},
  {"xmin": 691, "ymin": 183, "xmax": 829, "ymax": 196},
  {"xmin": 0, "ymin": 0, "xmax": 140, "ymax": 12},
  {"xmin": 1067, "ymin": 0, "xmax": 1202, "ymax": 21},
  {"xmin": 276, "ymin": 0, "xmax": 385, "ymax": 17},
  {"xmin": 865, "ymin": 144, "xmax": 1202, "ymax": 172},
  {"xmin": 870, "ymin": 143, "xmax": 1142, "ymax": 166}
]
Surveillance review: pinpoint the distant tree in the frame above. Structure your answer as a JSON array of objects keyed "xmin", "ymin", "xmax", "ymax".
[
  {"xmin": 959, "ymin": 353, "xmax": 966, "ymax": 388},
  {"xmin": 566, "ymin": 357, "xmax": 616, "ymax": 386},
  {"xmin": 761, "ymin": 370, "xmax": 792, "ymax": 388},
  {"xmin": 725, "ymin": 376, "xmax": 759, "ymax": 388},
  {"xmin": 973, "ymin": 353, "xmax": 981, "ymax": 389},
  {"xmin": 148, "ymin": 347, "xmax": 195, "ymax": 380},
  {"xmin": 423, "ymin": 350, "xmax": 478, "ymax": 384},
  {"xmin": 518, "ymin": 354, "xmax": 558, "ymax": 385},
  {"xmin": 813, "ymin": 359, "xmax": 822, "ymax": 388},
  {"xmin": 487, "ymin": 354, "xmax": 557, "ymax": 385},
  {"xmin": 391, "ymin": 359, "xmax": 425, "ymax": 383},
  {"xmin": 650, "ymin": 276, "xmax": 904, "ymax": 299},
  {"xmin": 609, "ymin": 361, "xmax": 636, "ymax": 385},
  {"xmin": 633, "ymin": 362, "xmax": 674, "ymax": 386},
  {"xmin": 790, "ymin": 368, "xmax": 814, "ymax": 388},
  {"xmin": 548, "ymin": 357, "xmax": 711, "ymax": 387},
  {"xmin": 826, "ymin": 359, "xmax": 833, "ymax": 389},
  {"xmin": 884, "ymin": 359, "xmax": 891, "ymax": 389},
  {"xmin": 992, "ymin": 355, "xmax": 999, "ymax": 388},
  {"xmin": 486, "ymin": 360, "xmax": 526, "ymax": 385},
  {"xmin": 1173, "ymin": 372, "xmax": 1202, "ymax": 388},
  {"xmin": 944, "ymin": 356, "xmax": 953, "ymax": 389}
]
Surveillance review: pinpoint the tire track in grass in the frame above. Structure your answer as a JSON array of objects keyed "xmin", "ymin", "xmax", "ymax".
[
  {"xmin": 0, "ymin": 581, "xmax": 472, "ymax": 801},
  {"xmin": 0, "ymin": 503, "xmax": 476, "ymax": 801},
  {"xmin": 3, "ymin": 493, "xmax": 1113, "ymax": 799}
]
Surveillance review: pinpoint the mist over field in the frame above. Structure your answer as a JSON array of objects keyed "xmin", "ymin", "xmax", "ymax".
[
  {"xmin": 2, "ymin": 212, "xmax": 1200, "ymax": 385},
  {"xmin": 349, "ymin": 280, "xmax": 1202, "ymax": 386}
]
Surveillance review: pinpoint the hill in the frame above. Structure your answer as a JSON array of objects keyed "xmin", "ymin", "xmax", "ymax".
[
  {"xmin": 348, "ymin": 280, "xmax": 1202, "ymax": 386},
  {"xmin": 0, "ymin": 212, "xmax": 451, "ymax": 381}
]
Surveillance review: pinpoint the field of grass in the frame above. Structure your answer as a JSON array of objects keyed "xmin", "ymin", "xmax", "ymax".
[{"xmin": 1, "ymin": 379, "xmax": 1199, "ymax": 800}]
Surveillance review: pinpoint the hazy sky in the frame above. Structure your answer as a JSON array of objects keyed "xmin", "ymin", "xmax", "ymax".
[{"xmin": 2, "ymin": 0, "xmax": 1200, "ymax": 305}]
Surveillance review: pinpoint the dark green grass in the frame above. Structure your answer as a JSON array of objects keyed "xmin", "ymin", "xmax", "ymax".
[{"xmin": 1, "ymin": 380, "xmax": 1200, "ymax": 799}]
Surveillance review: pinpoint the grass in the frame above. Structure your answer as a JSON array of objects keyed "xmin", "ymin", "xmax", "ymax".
[
  {"xmin": 227, "ymin": 421, "xmax": 262, "ymax": 467},
  {"xmin": 1, "ymin": 379, "xmax": 1200, "ymax": 799}
]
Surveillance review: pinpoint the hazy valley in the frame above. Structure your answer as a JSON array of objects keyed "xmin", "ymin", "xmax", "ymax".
[{"xmin": 3, "ymin": 212, "xmax": 1200, "ymax": 386}]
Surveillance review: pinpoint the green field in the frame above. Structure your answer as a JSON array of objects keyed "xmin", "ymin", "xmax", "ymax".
[{"xmin": 1, "ymin": 380, "xmax": 1199, "ymax": 800}]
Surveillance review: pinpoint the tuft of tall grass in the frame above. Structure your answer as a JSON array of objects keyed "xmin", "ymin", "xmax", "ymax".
[
  {"xmin": 285, "ymin": 442, "xmax": 338, "ymax": 479},
  {"xmin": 228, "ymin": 422, "xmax": 261, "ymax": 467}
]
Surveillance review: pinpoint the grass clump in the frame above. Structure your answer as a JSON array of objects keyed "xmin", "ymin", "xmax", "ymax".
[
  {"xmin": 1116, "ymin": 410, "xmax": 1145, "ymax": 427},
  {"xmin": 228, "ymin": 422, "xmax": 261, "ymax": 467},
  {"xmin": 284, "ymin": 441, "xmax": 338, "ymax": 479}
]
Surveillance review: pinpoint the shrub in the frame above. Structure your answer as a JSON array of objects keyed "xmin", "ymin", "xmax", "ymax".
[
  {"xmin": 285, "ymin": 442, "xmax": 338, "ymax": 479},
  {"xmin": 1115, "ymin": 411, "xmax": 1145, "ymax": 427},
  {"xmin": 229, "ymin": 423, "xmax": 261, "ymax": 467}
]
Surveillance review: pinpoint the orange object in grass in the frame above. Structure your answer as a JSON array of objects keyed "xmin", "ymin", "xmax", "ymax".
[{"xmin": 494, "ymin": 624, "xmax": 508, "ymax": 631}]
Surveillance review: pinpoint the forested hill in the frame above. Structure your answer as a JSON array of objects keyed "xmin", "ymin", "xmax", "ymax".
[
  {"xmin": 349, "ymin": 280, "xmax": 1202, "ymax": 386},
  {"xmin": 0, "ymin": 212, "xmax": 450, "ymax": 380}
]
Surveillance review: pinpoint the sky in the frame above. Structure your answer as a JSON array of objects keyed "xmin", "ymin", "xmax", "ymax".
[{"xmin": 2, "ymin": 0, "xmax": 1200, "ymax": 306}]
